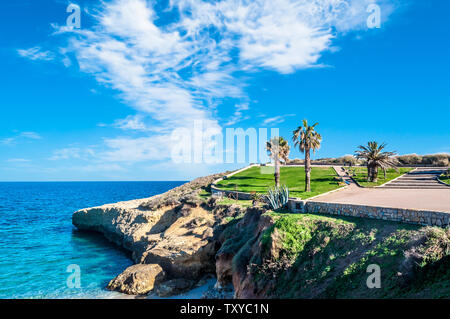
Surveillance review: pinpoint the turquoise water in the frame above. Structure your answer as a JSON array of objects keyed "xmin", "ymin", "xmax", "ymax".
[{"xmin": 0, "ymin": 181, "xmax": 184, "ymax": 299}]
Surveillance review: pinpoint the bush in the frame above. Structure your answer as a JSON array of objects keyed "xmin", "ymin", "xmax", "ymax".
[
  {"xmin": 422, "ymin": 154, "xmax": 450, "ymax": 166},
  {"xmin": 396, "ymin": 154, "xmax": 423, "ymax": 165}
]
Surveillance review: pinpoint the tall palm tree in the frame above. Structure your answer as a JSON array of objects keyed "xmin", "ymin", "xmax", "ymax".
[
  {"xmin": 355, "ymin": 142, "xmax": 398, "ymax": 182},
  {"xmin": 266, "ymin": 137, "xmax": 290, "ymax": 187},
  {"xmin": 292, "ymin": 120, "xmax": 322, "ymax": 192}
]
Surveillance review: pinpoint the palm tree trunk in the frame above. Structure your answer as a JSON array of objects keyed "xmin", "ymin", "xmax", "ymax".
[
  {"xmin": 274, "ymin": 154, "xmax": 280, "ymax": 187},
  {"xmin": 372, "ymin": 167, "xmax": 379, "ymax": 182},
  {"xmin": 367, "ymin": 164, "xmax": 378, "ymax": 182},
  {"xmin": 305, "ymin": 148, "xmax": 311, "ymax": 192}
]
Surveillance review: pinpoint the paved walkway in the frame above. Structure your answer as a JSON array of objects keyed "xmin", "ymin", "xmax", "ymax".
[{"xmin": 315, "ymin": 167, "xmax": 450, "ymax": 213}]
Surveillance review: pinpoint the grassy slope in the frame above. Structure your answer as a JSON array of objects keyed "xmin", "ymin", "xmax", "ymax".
[
  {"xmin": 222, "ymin": 212, "xmax": 450, "ymax": 299},
  {"xmin": 347, "ymin": 167, "xmax": 413, "ymax": 187},
  {"xmin": 215, "ymin": 166, "xmax": 343, "ymax": 199}
]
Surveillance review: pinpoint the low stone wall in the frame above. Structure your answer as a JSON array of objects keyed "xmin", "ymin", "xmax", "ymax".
[
  {"xmin": 288, "ymin": 199, "xmax": 449, "ymax": 227},
  {"xmin": 210, "ymin": 185, "xmax": 254, "ymax": 200}
]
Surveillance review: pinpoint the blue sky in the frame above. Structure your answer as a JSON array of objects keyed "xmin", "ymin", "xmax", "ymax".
[{"xmin": 0, "ymin": 0, "xmax": 449, "ymax": 181}]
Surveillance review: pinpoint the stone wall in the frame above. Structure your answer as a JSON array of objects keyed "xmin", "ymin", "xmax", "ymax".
[
  {"xmin": 210, "ymin": 185, "xmax": 254, "ymax": 200},
  {"xmin": 288, "ymin": 199, "xmax": 449, "ymax": 227}
]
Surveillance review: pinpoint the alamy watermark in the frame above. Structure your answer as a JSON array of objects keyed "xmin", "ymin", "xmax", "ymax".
[
  {"xmin": 367, "ymin": 3, "xmax": 381, "ymax": 29},
  {"xmin": 66, "ymin": 264, "xmax": 81, "ymax": 289},
  {"xmin": 170, "ymin": 120, "xmax": 279, "ymax": 166},
  {"xmin": 366, "ymin": 264, "xmax": 381, "ymax": 289},
  {"xmin": 66, "ymin": 3, "xmax": 81, "ymax": 29}
]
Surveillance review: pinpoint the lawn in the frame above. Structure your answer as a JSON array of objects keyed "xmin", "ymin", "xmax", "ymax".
[
  {"xmin": 215, "ymin": 166, "xmax": 344, "ymax": 199},
  {"xmin": 345, "ymin": 166, "xmax": 413, "ymax": 187},
  {"xmin": 439, "ymin": 173, "xmax": 450, "ymax": 185}
]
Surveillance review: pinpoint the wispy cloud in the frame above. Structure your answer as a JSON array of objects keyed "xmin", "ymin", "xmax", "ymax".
[
  {"xmin": 17, "ymin": 47, "xmax": 55, "ymax": 61},
  {"xmin": 1, "ymin": 131, "xmax": 42, "ymax": 145},
  {"xmin": 6, "ymin": 158, "xmax": 30, "ymax": 163},
  {"xmin": 225, "ymin": 103, "xmax": 250, "ymax": 126},
  {"xmin": 262, "ymin": 114, "xmax": 296, "ymax": 125},
  {"xmin": 20, "ymin": 132, "xmax": 42, "ymax": 140},
  {"xmin": 45, "ymin": 0, "xmax": 396, "ymax": 164},
  {"xmin": 49, "ymin": 147, "xmax": 94, "ymax": 160},
  {"xmin": 114, "ymin": 114, "xmax": 151, "ymax": 132}
]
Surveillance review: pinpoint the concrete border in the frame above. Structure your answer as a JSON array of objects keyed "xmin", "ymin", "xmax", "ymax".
[{"xmin": 288, "ymin": 199, "xmax": 449, "ymax": 227}]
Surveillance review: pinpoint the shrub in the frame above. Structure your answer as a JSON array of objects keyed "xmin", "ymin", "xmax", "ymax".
[
  {"xmin": 396, "ymin": 154, "xmax": 423, "ymax": 165},
  {"xmin": 422, "ymin": 154, "xmax": 450, "ymax": 166}
]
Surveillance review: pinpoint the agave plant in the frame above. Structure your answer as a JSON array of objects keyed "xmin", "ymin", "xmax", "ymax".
[{"xmin": 266, "ymin": 185, "xmax": 290, "ymax": 210}]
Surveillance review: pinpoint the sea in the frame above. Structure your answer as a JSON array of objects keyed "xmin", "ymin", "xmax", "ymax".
[{"xmin": 0, "ymin": 181, "xmax": 185, "ymax": 299}]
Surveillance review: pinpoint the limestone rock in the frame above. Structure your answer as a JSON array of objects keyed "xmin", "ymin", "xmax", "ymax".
[
  {"xmin": 154, "ymin": 279, "xmax": 195, "ymax": 297},
  {"xmin": 107, "ymin": 264, "xmax": 165, "ymax": 295}
]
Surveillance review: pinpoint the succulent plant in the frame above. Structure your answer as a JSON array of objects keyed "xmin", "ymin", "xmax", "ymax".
[{"xmin": 266, "ymin": 185, "xmax": 289, "ymax": 210}]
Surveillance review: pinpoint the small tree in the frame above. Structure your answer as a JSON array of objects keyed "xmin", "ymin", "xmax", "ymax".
[
  {"xmin": 355, "ymin": 142, "xmax": 398, "ymax": 182},
  {"xmin": 266, "ymin": 137, "xmax": 290, "ymax": 187}
]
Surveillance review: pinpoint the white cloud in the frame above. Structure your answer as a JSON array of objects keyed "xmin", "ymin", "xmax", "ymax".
[
  {"xmin": 1, "ymin": 131, "xmax": 42, "ymax": 145},
  {"xmin": 17, "ymin": 47, "xmax": 55, "ymax": 61},
  {"xmin": 46, "ymin": 0, "xmax": 396, "ymax": 164},
  {"xmin": 262, "ymin": 114, "xmax": 296, "ymax": 125},
  {"xmin": 100, "ymin": 136, "xmax": 170, "ymax": 162},
  {"xmin": 225, "ymin": 103, "xmax": 251, "ymax": 126},
  {"xmin": 6, "ymin": 158, "xmax": 30, "ymax": 163},
  {"xmin": 49, "ymin": 147, "xmax": 95, "ymax": 160},
  {"xmin": 0, "ymin": 137, "xmax": 16, "ymax": 146},
  {"xmin": 114, "ymin": 114, "xmax": 150, "ymax": 131},
  {"xmin": 20, "ymin": 132, "xmax": 42, "ymax": 139}
]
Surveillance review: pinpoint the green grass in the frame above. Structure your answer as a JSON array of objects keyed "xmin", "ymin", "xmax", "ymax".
[
  {"xmin": 215, "ymin": 166, "xmax": 344, "ymax": 199},
  {"xmin": 217, "ymin": 198, "xmax": 254, "ymax": 207},
  {"xmin": 198, "ymin": 187, "xmax": 256, "ymax": 207},
  {"xmin": 243, "ymin": 212, "xmax": 449, "ymax": 298},
  {"xmin": 346, "ymin": 166, "xmax": 413, "ymax": 187},
  {"xmin": 438, "ymin": 173, "xmax": 450, "ymax": 185}
]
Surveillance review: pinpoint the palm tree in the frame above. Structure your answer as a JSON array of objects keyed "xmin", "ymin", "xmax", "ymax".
[
  {"xmin": 266, "ymin": 137, "xmax": 290, "ymax": 187},
  {"xmin": 355, "ymin": 142, "xmax": 398, "ymax": 182},
  {"xmin": 292, "ymin": 120, "xmax": 322, "ymax": 192}
]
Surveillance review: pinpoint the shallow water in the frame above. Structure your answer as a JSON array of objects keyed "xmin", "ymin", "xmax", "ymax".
[{"xmin": 0, "ymin": 181, "xmax": 184, "ymax": 299}]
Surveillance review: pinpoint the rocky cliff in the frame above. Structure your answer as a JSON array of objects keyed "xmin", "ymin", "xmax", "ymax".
[
  {"xmin": 73, "ymin": 173, "xmax": 449, "ymax": 298},
  {"xmin": 72, "ymin": 173, "xmax": 248, "ymax": 296}
]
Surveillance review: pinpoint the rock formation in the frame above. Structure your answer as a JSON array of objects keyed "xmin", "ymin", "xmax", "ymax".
[
  {"xmin": 107, "ymin": 264, "xmax": 165, "ymax": 295},
  {"xmin": 72, "ymin": 172, "xmax": 247, "ymax": 297}
]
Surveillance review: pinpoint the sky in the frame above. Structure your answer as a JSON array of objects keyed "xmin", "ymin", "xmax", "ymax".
[{"xmin": 0, "ymin": 0, "xmax": 449, "ymax": 181}]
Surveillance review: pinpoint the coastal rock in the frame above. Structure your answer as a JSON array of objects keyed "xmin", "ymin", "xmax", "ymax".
[
  {"xmin": 154, "ymin": 278, "xmax": 195, "ymax": 297},
  {"xmin": 72, "ymin": 199, "xmax": 179, "ymax": 261},
  {"xmin": 72, "ymin": 173, "xmax": 228, "ymax": 295},
  {"xmin": 215, "ymin": 251, "xmax": 234, "ymax": 288},
  {"xmin": 140, "ymin": 207, "xmax": 218, "ymax": 279},
  {"xmin": 107, "ymin": 264, "xmax": 165, "ymax": 295}
]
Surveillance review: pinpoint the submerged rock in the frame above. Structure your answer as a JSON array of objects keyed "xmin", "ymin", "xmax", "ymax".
[{"xmin": 107, "ymin": 264, "xmax": 165, "ymax": 295}]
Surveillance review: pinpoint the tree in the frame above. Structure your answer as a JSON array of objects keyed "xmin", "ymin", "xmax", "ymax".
[
  {"xmin": 292, "ymin": 120, "xmax": 322, "ymax": 192},
  {"xmin": 355, "ymin": 141, "xmax": 398, "ymax": 182},
  {"xmin": 266, "ymin": 136, "xmax": 290, "ymax": 187}
]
